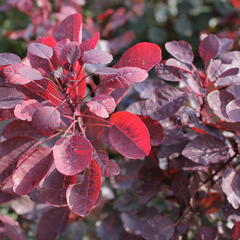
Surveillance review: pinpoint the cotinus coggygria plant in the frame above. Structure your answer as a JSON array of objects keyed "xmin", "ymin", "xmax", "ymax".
[{"xmin": 0, "ymin": 13, "xmax": 162, "ymax": 238}]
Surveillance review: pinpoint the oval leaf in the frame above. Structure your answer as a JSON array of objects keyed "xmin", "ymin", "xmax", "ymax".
[
  {"xmin": 66, "ymin": 159, "xmax": 101, "ymax": 217},
  {"xmin": 226, "ymin": 98, "xmax": 240, "ymax": 122},
  {"xmin": 53, "ymin": 135, "xmax": 93, "ymax": 176},
  {"xmin": 115, "ymin": 42, "xmax": 162, "ymax": 71},
  {"xmin": 182, "ymin": 135, "xmax": 229, "ymax": 166},
  {"xmin": 82, "ymin": 49, "xmax": 113, "ymax": 64},
  {"xmin": 3, "ymin": 63, "xmax": 42, "ymax": 85},
  {"xmin": 0, "ymin": 87, "xmax": 24, "ymax": 109},
  {"xmin": 0, "ymin": 53, "xmax": 21, "ymax": 66},
  {"xmin": 28, "ymin": 43, "xmax": 53, "ymax": 60},
  {"xmin": 165, "ymin": 40, "xmax": 194, "ymax": 64},
  {"xmin": 109, "ymin": 111, "xmax": 151, "ymax": 159}
]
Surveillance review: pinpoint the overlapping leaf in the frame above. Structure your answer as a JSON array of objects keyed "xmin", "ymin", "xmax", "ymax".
[
  {"xmin": 66, "ymin": 160, "xmax": 101, "ymax": 217},
  {"xmin": 109, "ymin": 111, "xmax": 151, "ymax": 159},
  {"xmin": 53, "ymin": 135, "xmax": 93, "ymax": 176},
  {"xmin": 0, "ymin": 87, "xmax": 24, "ymax": 109}
]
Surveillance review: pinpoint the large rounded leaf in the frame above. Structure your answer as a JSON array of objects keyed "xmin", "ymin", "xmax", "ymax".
[
  {"xmin": 66, "ymin": 160, "xmax": 101, "ymax": 217},
  {"xmin": 32, "ymin": 106, "xmax": 61, "ymax": 136},
  {"xmin": 114, "ymin": 42, "xmax": 162, "ymax": 71},
  {"xmin": 53, "ymin": 135, "xmax": 93, "ymax": 176},
  {"xmin": 109, "ymin": 111, "xmax": 151, "ymax": 159}
]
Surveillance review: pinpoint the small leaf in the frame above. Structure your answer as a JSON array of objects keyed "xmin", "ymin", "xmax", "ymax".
[
  {"xmin": 3, "ymin": 63, "xmax": 42, "ymax": 84},
  {"xmin": 53, "ymin": 13, "xmax": 83, "ymax": 43},
  {"xmin": 102, "ymin": 67, "xmax": 148, "ymax": 88},
  {"xmin": 53, "ymin": 135, "xmax": 93, "ymax": 176},
  {"xmin": 115, "ymin": 42, "xmax": 162, "ymax": 71},
  {"xmin": 182, "ymin": 135, "xmax": 229, "ymax": 165},
  {"xmin": 14, "ymin": 99, "xmax": 41, "ymax": 121},
  {"xmin": 0, "ymin": 87, "xmax": 24, "ymax": 109},
  {"xmin": 199, "ymin": 34, "xmax": 219, "ymax": 62},
  {"xmin": 66, "ymin": 160, "xmax": 101, "ymax": 217},
  {"xmin": 165, "ymin": 40, "xmax": 194, "ymax": 64},
  {"xmin": 82, "ymin": 49, "xmax": 113, "ymax": 64},
  {"xmin": 94, "ymin": 150, "xmax": 120, "ymax": 177},
  {"xmin": 63, "ymin": 41, "xmax": 81, "ymax": 64},
  {"xmin": 80, "ymin": 32, "xmax": 100, "ymax": 51},
  {"xmin": 87, "ymin": 94, "xmax": 116, "ymax": 118},
  {"xmin": 232, "ymin": 222, "xmax": 240, "ymax": 240},
  {"xmin": 28, "ymin": 43, "xmax": 53, "ymax": 60},
  {"xmin": 12, "ymin": 148, "xmax": 53, "ymax": 194},
  {"xmin": 32, "ymin": 106, "xmax": 61, "ymax": 136},
  {"xmin": 0, "ymin": 53, "xmax": 21, "ymax": 66},
  {"xmin": 36, "ymin": 207, "xmax": 69, "ymax": 240},
  {"xmin": 109, "ymin": 111, "xmax": 151, "ymax": 159}
]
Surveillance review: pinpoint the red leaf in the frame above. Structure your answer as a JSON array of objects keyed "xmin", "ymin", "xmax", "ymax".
[
  {"xmin": 199, "ymin": 34, "xmax": 219, "ymax": 62},
  {"xmin": 199, "ymin": 192, "xmax": 223, "ymax": 214},
  {"xmin": 66, "ymin": 159, "xmax": 101, "ymax": 217},
  {"xmin": 102, "ymin": 67, "xmax": 148, "ymax": 88},
  {"xmin": 0, "ymin": 87, "xmax": 24, "ymax": 109},
  {"xmin": 82, "ymin": 49, "xmax": 113, "ymax": 64},
  {"xmin": 109, "ymin": 111, "xmax": 151, "ymax": 159},
  {"xmin": 32, "ymin": 106, "xmax": 61, "ymax": 136},
  {"xmin": 36, "ymin": 207, "xmax": 69, "ymax": 240},
  {"xmin": 28, "ymin": 43, "xmax": 53, "ymax": 60},
  {"xmin": 114, "ymin": 42, "xmax": 162, "ymax": 71},
  {"xmin": 12, "ymin": 148, "xmax": 53, "ymax": 194},
  {"xmin": 0, "ymin": 53, "xmax": 21, "ymax": 66},
  {"xmin": 87, "ymin": 94, "xmax": 116, "ymax": 118},
  {"xmin": 165, "ymin": 40, "xmax": 194, "ymax": 64},
  {"xmin": 139, "ymin": 116, "xmax": 164, "ymax": 146},
  {"xmin": 39, "ymin": 168, "xmax": 77, "ymax": 207},
  {"xmin": 53, "ymin": 135, "xmax": 93, "ymax": 176},
  {"xmin": 3, "ymin": 63, "xmax": 42, "ymax": 84},
  {"xmin": 0, "ymin": 215, "xmax": 25, "ymax": 240},
  {"xmin": 53, "ymin": 13, "xmax": 83, "ymax": 43},
  {"xmin": 94, "ymin": 150, "xmax": 120, "ymax": 177},
  {"xmin": 14, "ymin": 99, "xmax": 41, "ymax": 121}
]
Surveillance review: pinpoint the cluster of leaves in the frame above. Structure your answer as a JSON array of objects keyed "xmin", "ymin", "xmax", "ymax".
[{"xmin": 0, "ymin": 12, "xmax": 163, "ymax": 239}]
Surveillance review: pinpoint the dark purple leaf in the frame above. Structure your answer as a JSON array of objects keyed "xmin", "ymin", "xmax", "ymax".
[
  {"xmin": 87, "ymin": 94, "xmax": 116, "ymax": 118},
  {"xmin": 217, "ymin": 37, "xmax": 234, "ymax": 56},
  {"xmin": 165, "ymin": 40, "xmax": 194, "ymax": 64},
  {"xmin": 53, "ymin": 13, "xmax": 82, "ymax": 43},
  {"xmin": 39, "ymin": 168, "xmax": 76, "ymax": 207},
  {"xmin": 0, "ymin": 215, "xmax": 25, "ymax": 240},
  {"xmin": 150, "ymin": 85, "xmax": 186, "ymax": 120},
  {"xmin": 63, "ymin": 41, "xmax": 81, "ymax": 64},
  {"xmin": 182, "ymin": 135, "xmax": 229, "ymax": 165},
  {"xmin": 196, "ymin": 226, "xmax": 218, "ymax": 240},
  {"xmin": 0, "ymin": 87, "xmax": 24, "ymax": 109},
  {"xmin": 94, "ymin": 150, "xmax": 120, "ymax": 177},
  {"xmin": 28, "ymin": 43, "xmax": 53, "ymax": 60},
  {"xmin": 66, "ymin": 160, "xmax": 101, "ymax": 217},
  {"xmin": 3, "ymin": 63, "xmax": 42, "ymax": 84},
  {"xmin": 0, "ymin": 53, "xmax": 21, "ymax": 66},
  {"xmin": 53, "ymin": 135, "xmax": 92, "ymax": 176},
  {"xmin": 82, "ymin": 49, "xmax": 113, "ymax": 64},
  {"xmin": 102, "ymin": 67, "xmax": 148, "ymax": 88},
  {"xmin": 36, "ymin": 207, "xmax": 69, "ymax": 240},
  {"xmin": 2, "ymin": 120, "xmax": 40, "ymax": 139},
  {"xmin": 142, "ymin": 215, "xmax": 175, "ymax": 240},
  {"xmin": 218, "ymin": 68, "xmax": 239, "ymax": 78},
  {"xmin": 12, "ymin": 148, "xmax": 53, "ymax": 194},
  {"xmin": 199, "ymin": 34, "xmax": 219, "ymax": 62},
  {"xmin": 32, "ymin": 106, "xmax": 61, "ymax": 136},
  {"xmin": 226, "ymin": 98, "xmax": 240, "ymax": 122}
]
